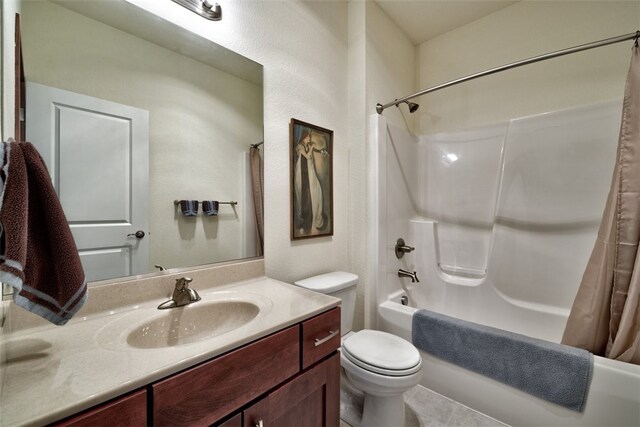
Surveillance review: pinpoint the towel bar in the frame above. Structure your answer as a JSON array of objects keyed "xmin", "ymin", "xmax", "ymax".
[{"xmin": 173, "ymin": 200, "xmax": 238, "ymax": 206}]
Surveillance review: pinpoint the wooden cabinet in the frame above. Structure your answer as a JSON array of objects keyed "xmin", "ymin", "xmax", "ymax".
[
  {"xmin": 54, "ymin": 389, "xmax": 147, "ymax": 427},
  {"xmin": 53, "ymin": 308, "xmax": 340, "ymax": 427},
  {"xmin": 240, "ymin": 308, "xmax": 341, "ymax": 427},
  {"xmin": 152, "ymin": 326, "xmax": 300, "ymax": 426},
  {"xmin": 243, "ymin": 353, "xmax": 340, "ymax": 427},
  {"xmin": 217, "ymin": 414, "xmax": 242, "ymax": 427}
]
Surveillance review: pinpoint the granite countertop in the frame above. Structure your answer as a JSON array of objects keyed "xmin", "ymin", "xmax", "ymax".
[{"xmin": 0, "ymin": 268, "xmax": 339, "ymax": 426}]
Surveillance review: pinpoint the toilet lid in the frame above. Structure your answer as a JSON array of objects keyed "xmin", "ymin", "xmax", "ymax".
[{"xmin": 342, "ymin": 330, "xmax": 421, "ymax": 376}]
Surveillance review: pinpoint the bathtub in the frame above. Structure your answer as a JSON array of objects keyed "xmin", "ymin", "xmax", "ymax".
[{"xmin": 379, "ymin": 292, "xmax": 640, "ymax": 427}]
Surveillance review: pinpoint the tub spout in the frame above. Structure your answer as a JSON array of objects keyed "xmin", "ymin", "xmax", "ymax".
[{"xmin": 398, "ymin": 269, "xmax": 420, "ymax": 283}]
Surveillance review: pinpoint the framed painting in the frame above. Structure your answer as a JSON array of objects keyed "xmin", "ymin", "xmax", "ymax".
[{"xmin": 290, "ymin": 118, "xmax": 333, "ymax": 240}]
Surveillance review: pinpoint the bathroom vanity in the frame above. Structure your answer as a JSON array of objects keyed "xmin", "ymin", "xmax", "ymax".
[
  {"xmin": 57, "ymin": 308, "xmax": 340, "ymax": 427},
  {"xmin": 0, "ymin": 260, "xmax": 341, "ymax": 426}
]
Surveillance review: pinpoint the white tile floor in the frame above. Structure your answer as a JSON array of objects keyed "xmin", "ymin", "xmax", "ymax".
[{"xmin": 340, "ymin": 384, "xmax": 509, "ymax": 427}]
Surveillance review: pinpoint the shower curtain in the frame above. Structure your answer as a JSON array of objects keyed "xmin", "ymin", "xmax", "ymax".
[
  {"xmin": 250, "ymin": 145, "xmax": 264, "ymax": 256},
  {"xmin": 562, "ymin": 44, "xmax": 640, "ymax": 364}
]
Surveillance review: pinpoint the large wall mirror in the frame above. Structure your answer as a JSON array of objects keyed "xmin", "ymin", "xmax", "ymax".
[{"xmin": 13, "ymin": 0, "xmax": 264, "ymax": 284}]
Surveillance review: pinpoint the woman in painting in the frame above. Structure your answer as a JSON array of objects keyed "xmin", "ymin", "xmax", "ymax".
[{"xmin": 294, "ymin": 129, "xmax": 328, "ymax": 236}]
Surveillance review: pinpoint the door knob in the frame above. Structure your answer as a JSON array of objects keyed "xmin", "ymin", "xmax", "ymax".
[{"xmin": 127, "ymin": 230, "xmax": 146, "ymax": 238}]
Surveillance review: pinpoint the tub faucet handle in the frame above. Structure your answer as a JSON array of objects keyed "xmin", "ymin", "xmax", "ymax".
[
  {"xmin": 395, "ymin": 238, "xmax": 415, "ymax": 259},
  {"xmin": 398, "ymin": 269, "xmax": 420, "ymax": 283}
]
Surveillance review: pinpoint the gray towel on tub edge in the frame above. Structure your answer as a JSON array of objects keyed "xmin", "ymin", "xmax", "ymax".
[{"xmin": 412, "ymin": 309, "xmax": 593, "ymax": 412}]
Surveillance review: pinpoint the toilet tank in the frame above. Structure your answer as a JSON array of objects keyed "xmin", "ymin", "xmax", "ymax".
[{"xmin": 294, "ymin": 271, "xmax": 358, "ymax": 336}]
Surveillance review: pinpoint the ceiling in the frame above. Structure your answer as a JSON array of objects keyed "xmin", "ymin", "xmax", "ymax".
[{"xmin": 375, "ymin": 0, "xmax": 518, "ymax": 45}]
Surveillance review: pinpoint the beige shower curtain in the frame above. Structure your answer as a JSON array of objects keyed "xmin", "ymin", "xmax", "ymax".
[
  {"xmin": 250, "ymin": 145, "xmax": 264, "ymax": 256},
  {"xmin": 562, "ymin": 44, "xmax": 640, "ymax": 364}
]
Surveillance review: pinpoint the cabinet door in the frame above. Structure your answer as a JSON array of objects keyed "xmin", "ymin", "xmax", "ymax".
[{"xmin": 243, "ymin": 352, "xmax": 340, "ymax": 427}]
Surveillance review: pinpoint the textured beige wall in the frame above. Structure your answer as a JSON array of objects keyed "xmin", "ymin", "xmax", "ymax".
[
  {"xmin": 366, "ymin": 1, "xmax": 417, "ymax": 131},
  {"xmin": 128, "ymin": 0, "xmax": 352, "ymax": 288},
  {"xmin": 416, "ymin": 0, "xmax": 640, "ymax": 134},
  {"xmin": 347, "ymin": 0, "xmax": 367, "ymax": 331},
  {"xmin": 21, "ymin": 1, "xmax": 263, "ymax": 271},
  {"xmin": 363, "ymin": 1, "xmax": 416, "ymax": 328}
]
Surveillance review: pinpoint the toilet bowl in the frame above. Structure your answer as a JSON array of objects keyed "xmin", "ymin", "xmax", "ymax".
[{"xmin": 294, "ymin": 272, "xmax": 423, "ymax": 427}]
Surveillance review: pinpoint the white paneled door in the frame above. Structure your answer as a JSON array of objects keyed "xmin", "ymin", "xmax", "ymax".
[{"xmin": 26, "ymin": 82, "xmax": 149, "ymax": 282}]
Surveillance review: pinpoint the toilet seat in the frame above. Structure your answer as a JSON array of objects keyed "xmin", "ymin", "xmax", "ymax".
[{"xmin": 342, "ymin": 330, "xmax": 421, "ymax": 376}]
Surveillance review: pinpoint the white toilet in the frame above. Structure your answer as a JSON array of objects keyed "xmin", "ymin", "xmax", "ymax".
[{"xmin": 295, "ymin": 271, "xmax": 423, "ymax": 427}]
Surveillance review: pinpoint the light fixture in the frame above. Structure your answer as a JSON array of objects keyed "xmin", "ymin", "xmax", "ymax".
[{"xmin": 171, "ymin": 0, "xmax": 222, "ymax": 21}]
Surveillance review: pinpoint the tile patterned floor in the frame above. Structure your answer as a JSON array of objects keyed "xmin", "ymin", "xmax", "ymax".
[{"xmin": 340, "ymin": 384, "xmax": 508, "ymax": 427}]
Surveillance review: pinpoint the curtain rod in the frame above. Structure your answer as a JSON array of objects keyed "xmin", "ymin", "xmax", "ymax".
[{"xmin": 376, "ymin": 30, "xmax": 640, "ymax": 114}]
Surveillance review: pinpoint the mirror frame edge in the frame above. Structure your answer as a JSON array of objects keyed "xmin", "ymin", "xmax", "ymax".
[{"xmin": 14, "ymin": 13, "xmax": 24, "ymax": 142}]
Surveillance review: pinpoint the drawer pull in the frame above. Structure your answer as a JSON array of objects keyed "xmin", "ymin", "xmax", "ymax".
[
  {"xmin": 255, "ymin": 420, "xmax": 264, "ymax": 427},
  {"xmin": 314, "ymin": 330, "xmax": 339, "ymax": 347}
]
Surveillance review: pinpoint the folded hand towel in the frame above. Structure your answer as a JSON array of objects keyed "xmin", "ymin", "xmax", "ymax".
[
  {"xmin": 202, "ymin": 200, "xmax": 219, "ymax": 216},
  {"xmin": 0, "ymin": 141, "xmax": 87, "ymax": 326},
  {"xmin": 412, "ymin": 309, "xmax": 593, "ymax": 412},
  {"xmin": 179, "ymin": 200, "xmax": 198, "ymax": 216}
]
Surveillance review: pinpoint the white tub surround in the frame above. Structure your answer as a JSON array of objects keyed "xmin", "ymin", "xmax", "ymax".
[{"xmin": 0, "ymin": 259, "xmax": 340, "ymax": 426}]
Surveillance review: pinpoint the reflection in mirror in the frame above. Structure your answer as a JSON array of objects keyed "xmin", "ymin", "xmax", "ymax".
[{"xmin": 19, "ymin": 0, "xmax": 264, "ymax": 283}]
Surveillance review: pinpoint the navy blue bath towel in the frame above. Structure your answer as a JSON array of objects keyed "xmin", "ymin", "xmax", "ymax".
[
  {"xmin": 178, "ymin": 200, "xmax": 198, "ymax": 216},
  {"xmin": 412, "ymin": 309, "xmax": 593, "ymax": 412},
  {"xmin": 202, "ymin": 200, "xmax": 219, "ymax": 216}
]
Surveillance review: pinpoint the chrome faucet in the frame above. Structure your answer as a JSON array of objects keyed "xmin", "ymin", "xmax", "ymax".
[
  {"xmin": 398, "ymin": 269, "xmax": 420, "ymax": 283},
  {"xmin": 158, "ymin": 276, "xmax": 201, "ymax": 309}
]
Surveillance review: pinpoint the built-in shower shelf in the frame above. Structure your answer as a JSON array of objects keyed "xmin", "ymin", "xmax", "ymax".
[{"xmin": 438, "ymin": 264, "xmax": 486, "ymax": 279}]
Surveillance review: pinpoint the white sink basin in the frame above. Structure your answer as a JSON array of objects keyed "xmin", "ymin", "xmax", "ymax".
[
  {"xmin": 96, "ymin": 291, "xmax": 272, "ymax": 350},
  {"xmin": 127, "ymin": 300, "xmax": 260, "ymax": 349}
]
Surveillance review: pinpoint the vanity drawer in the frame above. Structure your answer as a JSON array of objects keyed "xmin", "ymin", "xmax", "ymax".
[
  {"xmin": 152, "ymin": 325, "xmax": 300, "ymax": 427},
  {"xmin": 54, "ymin": 389, "xmax": 147, "ymax": 427},
  {"xmin": 301, "ymin": 307, "xmax": 341, "ymax": 369}
]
